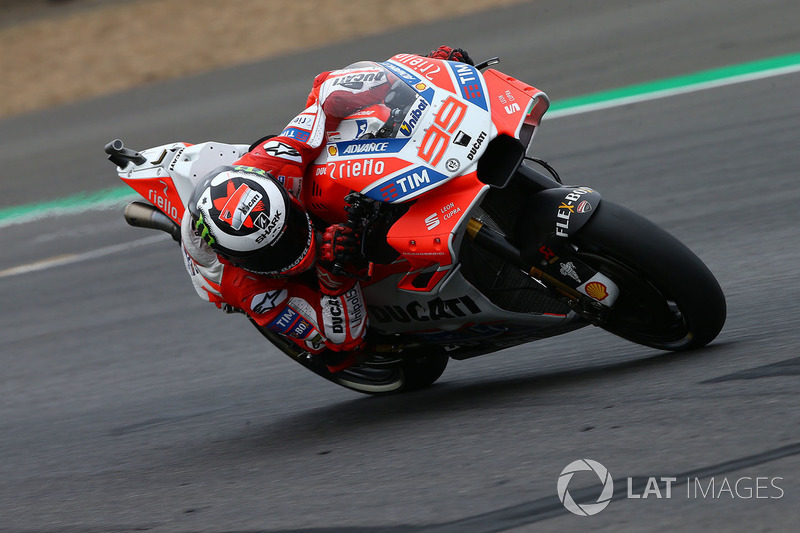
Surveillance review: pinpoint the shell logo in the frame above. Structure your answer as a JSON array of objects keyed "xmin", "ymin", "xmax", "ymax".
[
  {"xmin": 585, "ymin": 281, "xmax": 609, "ymax": 301},
  {"xmin": 328, "ymin": 146, "xmax": 338, "ymax": 157},
  {"xmin": 415, "ymin": 82, "xmax": 427, "ymax": 91}
]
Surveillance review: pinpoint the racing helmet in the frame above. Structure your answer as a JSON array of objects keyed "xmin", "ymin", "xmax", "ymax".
[{"xmin": 187, "ymin": 165, "xmax": 315, "ymax": 276}]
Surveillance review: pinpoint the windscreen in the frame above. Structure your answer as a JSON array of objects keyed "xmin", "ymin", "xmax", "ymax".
[{"xmin": 320, "ymin": 61, "xmax": 425, "ymax": 140}]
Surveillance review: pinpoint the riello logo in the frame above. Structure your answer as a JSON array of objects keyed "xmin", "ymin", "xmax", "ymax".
[{"xmin": 148, "ymin": 185, "xmax": 179, "ymax": 221}]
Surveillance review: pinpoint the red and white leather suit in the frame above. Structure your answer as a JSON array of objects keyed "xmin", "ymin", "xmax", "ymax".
[
  {"xmin": 180, "ymin": 61, "xmax": 393, "ymax": 365},
  {"xmin": 180, "ymin": 47, "xmax": 471, "ymax": 368}
]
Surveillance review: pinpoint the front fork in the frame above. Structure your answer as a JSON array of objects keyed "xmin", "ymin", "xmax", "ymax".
[
  {"xmin": 465, "ymin": 218, "xmax": 619, "ymax": 313},
  {"xmin": 466, "ymin": 163, "xmax": 623, "ymax": 324}
]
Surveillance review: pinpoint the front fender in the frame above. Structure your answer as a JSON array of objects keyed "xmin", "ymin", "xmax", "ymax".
[{"xmin": 514, "ymin": 186, "xmax": 602, "ymax": 262}]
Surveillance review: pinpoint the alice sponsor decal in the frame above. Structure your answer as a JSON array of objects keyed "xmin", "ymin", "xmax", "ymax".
[{"xmin": 289, "ymin": 114, "xmax": 314, "ymax": 128}]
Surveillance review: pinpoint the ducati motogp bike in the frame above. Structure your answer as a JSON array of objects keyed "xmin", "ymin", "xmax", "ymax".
[{"xmin": 105, "ymin": 54, "xmax": 726, "ymax": 395}]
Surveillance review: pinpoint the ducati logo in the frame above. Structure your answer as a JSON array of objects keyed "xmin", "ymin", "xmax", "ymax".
[{"xmin": 215, "ymin": 182, "xmax": 265, "ymax": 231}]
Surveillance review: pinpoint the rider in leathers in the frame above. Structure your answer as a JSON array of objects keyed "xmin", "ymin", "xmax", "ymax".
[{"xmin": 181, "ymin": 46, "xmax": 473, "ymax": 372}]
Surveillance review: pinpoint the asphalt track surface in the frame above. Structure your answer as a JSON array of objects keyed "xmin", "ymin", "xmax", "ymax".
[{"xmin": 2, "ymin": 1, "xmax": 800, "ymax": 531}]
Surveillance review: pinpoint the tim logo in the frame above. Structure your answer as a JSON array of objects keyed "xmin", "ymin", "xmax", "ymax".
[
  {"xmin": 450, "ymin": 63, "xmax": 488, "ymax": 111},
  {"xmin": 380, "ymin": 183, "xmax": 399, "ymax": 200}
]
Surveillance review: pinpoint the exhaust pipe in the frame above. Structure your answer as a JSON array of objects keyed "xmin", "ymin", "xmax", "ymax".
[{"xmin": 124, "ymin": 201, "xmax": 181, "ymax": 242}]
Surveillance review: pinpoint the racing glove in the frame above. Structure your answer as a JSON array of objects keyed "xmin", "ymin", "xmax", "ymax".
[
  {"xmin": 317, "ymin": 223, "xmax": 363, "ymax": 296},
  {"xmin": 425, "ymin": 45, "xmax": 474, "ymax": 65}
]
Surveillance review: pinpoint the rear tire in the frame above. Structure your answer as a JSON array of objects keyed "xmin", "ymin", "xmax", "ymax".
[
  {"xmin": 570, "ymin": 201, "xmax": 726, "ymax": 350},
  {"xmin": 252, "ymin": 324, "xmax": 449, "ymax": 395},
  {"xmin": 330, "ymin": 351, "xmax": 449, "ymax": 395}
]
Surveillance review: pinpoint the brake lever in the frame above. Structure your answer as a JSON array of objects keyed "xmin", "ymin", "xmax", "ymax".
[{"xmin": 474, "ymin": 57, "xmax": 500, "ymax": 71}]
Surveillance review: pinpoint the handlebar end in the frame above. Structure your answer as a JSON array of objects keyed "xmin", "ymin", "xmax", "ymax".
[{"xmin": 104, "ymin": 138, "xmax": 146, "ymax": 168}]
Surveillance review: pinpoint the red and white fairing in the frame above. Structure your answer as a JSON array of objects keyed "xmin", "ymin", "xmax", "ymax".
[
  {"xmin": 297, "ymin": 55, "xmax": 579, "ymax": 339},
  {"xmin": 113, "ymin": 54, "xmax": 594, "ymax": 345},
  {"xmin": 306, "ymin": 55, "xmax": 549, "ymax": 293},
  {"xmin": 116, "ymin": 142, "xmax": 252, "ymax": 225}
]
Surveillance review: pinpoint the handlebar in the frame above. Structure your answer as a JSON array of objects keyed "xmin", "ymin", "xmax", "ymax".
[{"xmin": 330, "ymin": 192, "xmax": 378, "ymax": 281}]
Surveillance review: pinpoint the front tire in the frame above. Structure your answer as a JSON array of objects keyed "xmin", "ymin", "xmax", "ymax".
[{"xmin": 570, "ymin": 201, "xmax": 726, "ymax": 350}]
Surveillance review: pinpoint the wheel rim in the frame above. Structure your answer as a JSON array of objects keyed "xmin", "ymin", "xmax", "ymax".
[
  {"xmin": 334, "ymin": 366, "xmax": 405, "ymax": 394},
  {"xmin": 576, "ymin": 250, "xmax": 693, "ymax": 349}
]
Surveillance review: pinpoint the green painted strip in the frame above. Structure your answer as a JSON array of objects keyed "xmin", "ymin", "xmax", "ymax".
[
  {"xmin": 0, "ymin": 186, "xmax": 135, "ymax": 226},
  {"xmin": 2, "ymin": 51, "xmax": 800, "ymax": 228},
  {"xmin": 550, "ymin": 52, "xmax": 800, "ymax": 112}
]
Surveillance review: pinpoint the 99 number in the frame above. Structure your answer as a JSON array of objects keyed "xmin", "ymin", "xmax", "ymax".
[{"xmin": 417, "ymin": 96, "xmax": 468, "ymax": 167}]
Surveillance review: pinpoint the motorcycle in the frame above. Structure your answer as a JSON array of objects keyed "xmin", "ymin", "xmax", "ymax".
[{"xmin": 105, "ymin": 54, "xmax": 726, "ymax": 395}]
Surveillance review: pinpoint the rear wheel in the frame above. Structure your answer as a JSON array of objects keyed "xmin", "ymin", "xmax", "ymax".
[
  {"xmin": 252, "ymin": 324, "xmax": 449, "ymax": 395},
  {"xmin": 331, "ymin": 351, "xmax": 449, "ymax": 395},
  {"xmin": 570, "ymin": 201, "xmax": 726, "ymax": 350}
]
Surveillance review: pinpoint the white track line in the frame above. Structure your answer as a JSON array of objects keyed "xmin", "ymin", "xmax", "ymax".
[{"xmin": 0, "ymin": 235, "xmax": 169, "ymax": 279}]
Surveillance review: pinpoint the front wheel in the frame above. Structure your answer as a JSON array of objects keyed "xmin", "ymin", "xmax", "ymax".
[{"xmin": 569, "ymin": 201, "xmax": 726, "ymax": 351}]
